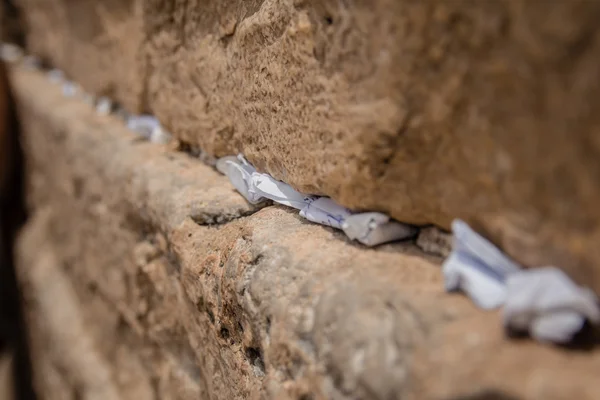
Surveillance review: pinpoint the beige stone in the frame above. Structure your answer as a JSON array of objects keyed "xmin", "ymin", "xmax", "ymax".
[
  {"xmin": 18, "ymin": 0, "xmax": 146, "ymax": 112},
  {"xmin": 145, "ymin": 0, "xmax": 600, "ymax": 294},
  {"xmin": 12, "ymin": 65, "xmax": 600, "ymax": 400},
  {"xmin": 15, "ymin": 0, "xmax": 600, "ymax": 294}
]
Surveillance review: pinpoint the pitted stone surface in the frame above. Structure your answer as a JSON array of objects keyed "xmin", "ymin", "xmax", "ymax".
[
  {"xmin": 12, "ymin": 66, "xmax": 600, "ymax": 400},
  {"xmin": 15, "ymin": 0, "xmax": 600, "ymax": 295}
]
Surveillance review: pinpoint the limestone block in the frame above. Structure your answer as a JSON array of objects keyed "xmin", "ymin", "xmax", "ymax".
[
  {"xmin": 18, "ymin": 0, "xmax": 145, "ymax": 112},
  {"xmin": 12, "ymin": 65, "xmax": 600, "ymax": 400}
]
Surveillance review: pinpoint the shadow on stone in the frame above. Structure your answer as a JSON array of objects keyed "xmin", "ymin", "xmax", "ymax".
[
  {"xmin": 505, "ymin": 321, "xmax": 600, "ymax": 352},
  {"xmin": 445, "ymin": 389, "xmax": 522, "ymax": 400}
]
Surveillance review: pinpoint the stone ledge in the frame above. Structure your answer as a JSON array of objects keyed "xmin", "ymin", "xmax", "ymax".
[{"xmin": 12, "ymin": 67, "xmax": 600, "ymax": 400}]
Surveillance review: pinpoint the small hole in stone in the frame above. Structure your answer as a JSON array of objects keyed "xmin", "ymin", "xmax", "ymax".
[
  {"xmin": 244, "ymin": 347, "xmax": 265, "ymax": 374},
  {"xmin": 324, "ymin": 15, "xmax": 333, "ymax": 25},
  {"xmin": 266, "ymin": 316, "xmax": 271, "ymax": 334},
  {"xmin": 207, "ymin": 309, "xmax": 215, "ymax": 324},
  {"xmin": 238, "ymin": 321, "xmax": 245, "ymax": 333},
  {"xmin": 188, "ymin": 233, "xmax": 192, "ymax": 238},
  {"xmin": 219, "ymin": 327, "xmax": 230, "ymax": 339},
  {"xmin": 299, "ymin": 394, "xmax": 315, "ymax": 400}
]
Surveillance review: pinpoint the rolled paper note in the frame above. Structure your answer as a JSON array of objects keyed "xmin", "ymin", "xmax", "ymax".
[
  {"xmin": 504, "ymin": 267, "xmax": 600, "ymax": 343},
  {"xmin": 342, "ymin": 212, "xmax": 417, "ymax": 247},
  {"xmin": 442, "ymin": 219, "xmax": 520, "ymax": 309}
]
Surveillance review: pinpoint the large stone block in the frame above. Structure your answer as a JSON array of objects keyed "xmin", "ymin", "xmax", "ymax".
[
  {"xmin": 145, "ymin": 0, "xmax": 600, "ymax": 294},
  {"xmin": 17, "ymin": 0, "xmax": 146, "ymax": 112},
  {"xmin": 15, "ymin": 0, "xmax": 600, "ymax": 293},
  {"xmin": 11, "ymin": 64, "xmax": 600, "ymax": 400}
]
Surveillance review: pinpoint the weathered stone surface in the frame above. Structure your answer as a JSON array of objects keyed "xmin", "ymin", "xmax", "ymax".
[
  {"xmin": 17, "ymin": 0, "xmax": 145, "ymax": 112},
  {"xmin": 148, "ymin": 0, "xmax": 600, "ymax": 295},
  {"xmin": 15, "ymin": 0, "xmax": 600, "ymax": 295},
  {"xmin": 12, "ymin": 65, "xmax": 600, "ymax": 400}
]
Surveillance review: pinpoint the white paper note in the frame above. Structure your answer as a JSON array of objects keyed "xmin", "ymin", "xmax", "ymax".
[
  {"xmin": 250, "ymin": 172, "xmax": 313, "ymax": 210},
  {"xmin": 216, "ymin": 156, "xmax": 263, "ymax": 204},
  {"xmin": 342, "ymin": 212, "xmax": 417, "ymax": 247},
  {"xmin": 300, "ymin": 197, "xmax": 352, "ymax": 229},
  {"xmin": 62, "ymin": 81, "xmax": 79, "ymax": 98},
  {"xmin": 0, "ymin": 43, "xmax": 22, "ymax": 62},
  {"xmin": 216, "ymin": 155, "xmax": 417, "ymax": 247},
  {"xmin": 444, "ymin": 219, "xmax": 600, "ymax": 343},
  {"xmin": 48, "ymin": 69, "xmax": 65, "ymax": 84},
  {"xmin": 442, "ymin": 219, "xmax": 520, "ymax": 309},
  {"xmin": 126, "ymin": 115, "xmax": 172, "ymax": 144},
  {"xmin": 95, "ymin": 97, "xmax": 112, "ymax": 116},
  {"xmin": 504, "ymin": 267, "xmax": 600, "ymax": 343},
  {"xmin": 127, "ymin": 115, "xmax": 160, "ymax": 139},
  {"xmin": 149, "ymin": 126, "xmax": 172, "ymax": 144}
]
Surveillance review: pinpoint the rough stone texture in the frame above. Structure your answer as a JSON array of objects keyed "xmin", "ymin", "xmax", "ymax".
[
  {"xmin": 17, "ymin": 0, "xmax": 145, "ymax": 112},
  {"xmin": 12, "ymin": 65, "xmax": 600, "ymax": 400},
  {"xmin": 14, "ymin": 0, "xmax": 600, "ymax": 296},
  {"xmin": 416, "ymin": 227, "xmax": 452, "ymax": 258}
]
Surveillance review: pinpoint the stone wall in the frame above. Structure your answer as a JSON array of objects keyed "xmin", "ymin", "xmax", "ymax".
[
  {"xmin": 14, "ymin": 0, "xmax": 600, "ymax": 295},
  {"xmin": 12, "ymin": 65, "xmax": 600, "ymax": 400},
  {"xmin": 6, "ymin": 1, "xmax": 600, "ymax": 399}
]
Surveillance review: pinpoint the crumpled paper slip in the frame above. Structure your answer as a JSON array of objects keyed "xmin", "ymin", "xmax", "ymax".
[
  {"xmin": 216, "ymin": 155, "xmax": 264, "ymax": 204},
  {"xmin": 126, "ymin": 115, "xmax": 172, "ymax": 144},
  {"xmin": 62, "ymin": 81, "xmax": 79, "ymax": 98},
  {"xmin": 443, "ymin": 219, "xmax": 521, "ymax": 309},
  {"xmin": 149, "ymin": 126, "xmax": 172, "ymax": 144},
  {"xmin": 216, "ymin": 155, "xmax": 417, "ymax": 246},
  {"xmin": 216, "ymin": 155, "xmax": 312, "ymax": 207},
  {"xmin": 0, "ymin": 43, "xmax": 22, "ymax": 62},
  {"xmin": 444, "ymin": 218, "xmax": 600, "ymax": 343},
  {"xmin": 504, "ymin": 267, "xmax": 600, "ymax": 343},
  {"xmin": 300, "ymin": 197, "xmax": 351, "ymax": 229},
  {"xmin": 251, "ymin": 173, "xmax": 315, "ymax": 210},
  {"xmin": 300, "ymin": 200, "xmax": 416, "ymax": 245},
  {"xmin": 342, "ymin": 212, "xmax": 418, "ymax": 247},
  {"xmin": 95, "ymin": 96, "xmax": 112, "ymax": 116},
  {"xmin": 48, "ymin": 69, "xmax": 65, "ymax": 84},
  {"xmin": 127, "ymin": 115, "xmax": 160, "ymax": 139}
]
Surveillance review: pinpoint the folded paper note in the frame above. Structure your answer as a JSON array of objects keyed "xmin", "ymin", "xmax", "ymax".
[
  {"xmin": 342, "ymin": 212, "xmax": 418, "ymax": 247},
  {"xmin": 1, "ymin": 43, "xmax": 22, "ymax": 62},
  {"xmin": 62, "ymin": 81, "xmax": 78, "ymax": 98},
  {"xmin": 127, "ymin": 115, "xmax": 160, "ymax": 139},
  {"xmin": 300, "ymin": 197, "xmax": 351, "ymax": 229},
  {"xmin": 504, "ymin": 267, "xmax": 600, "ymax": 343},
  {"xmin": 149, "ymin": 126, "xmax": 172, "ymax": 145},
  {"xmin": 126, "ymin": 115, "xmax": 172, "ymax": 144},
  {"xmin": 48, "ymin": 69, "xmax": 65, "ymax": 84},
  {"xmin": 95, "ymin": 97, "xmax": 112, "ymax": 116},
  {"xmin": 216, "ymin": 155, "xmax": 263, "ymax": 204},
  {"xmin": 252, "ymin": 173, "xmax": 315, "ymax": 210},
  {"xmin": 443, "ymin": 219, "xmax": 520, "ymax": 309},
  {"xmin": 216, "ymin": 155, "xmax": 416, "ymax": 246},
  {"xmin": 444, "ymin": 219, "xmax": 600, "ymax": 343}
]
